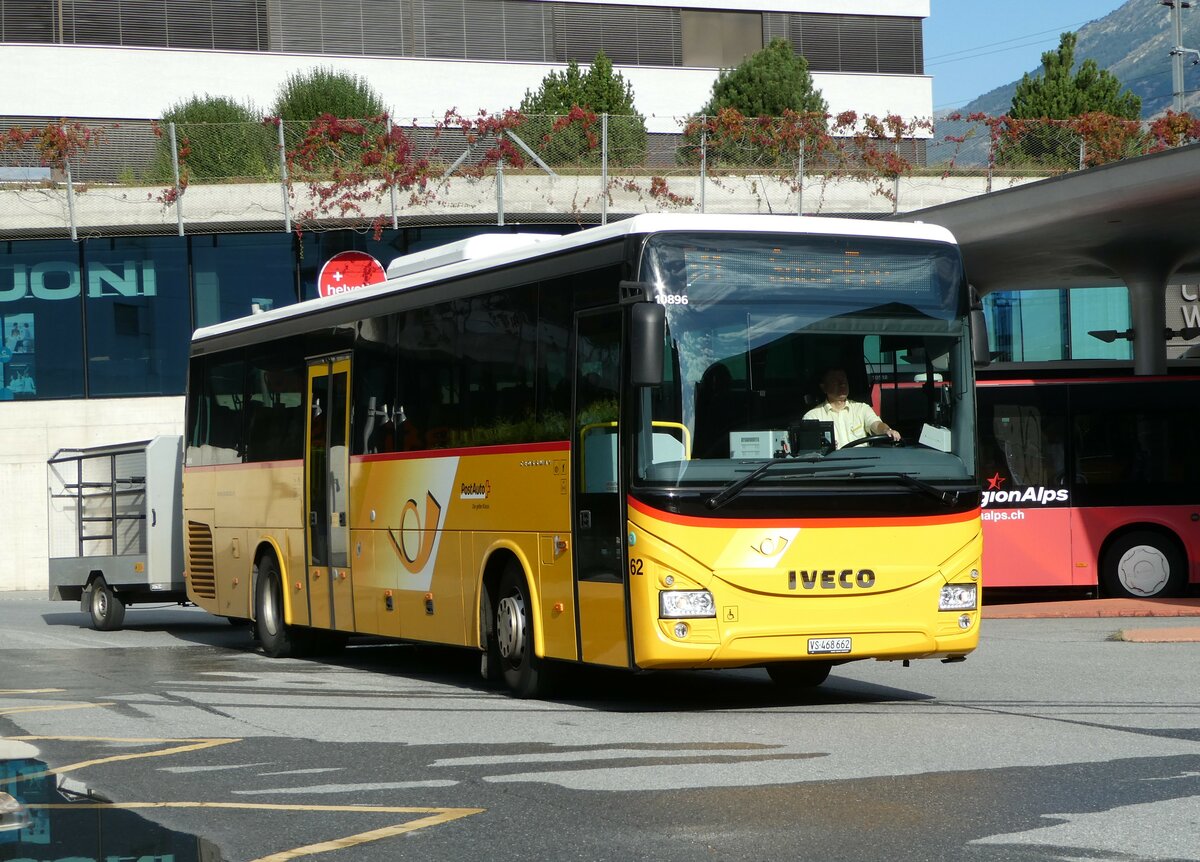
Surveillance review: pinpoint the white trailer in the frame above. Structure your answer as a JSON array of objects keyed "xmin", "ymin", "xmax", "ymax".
[{"xmin": 46, "ymin": 436, "xmax": 184, "ymax": 630}]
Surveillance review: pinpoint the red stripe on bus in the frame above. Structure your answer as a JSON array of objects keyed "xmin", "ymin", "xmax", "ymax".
[
  {"xmin": 355, "ymin": 440, "xmax": 571, "ymax": 463},
  {"xmin": 627, "ymin": 495, "xmax": 980, "ymax": 529},
  {"xmin": 184, "ymin": 459, "xmax": 303, "ymax": 472}
]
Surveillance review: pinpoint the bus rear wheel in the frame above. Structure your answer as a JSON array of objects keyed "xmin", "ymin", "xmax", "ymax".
[
  {"xmin": 766, "ymin": 661, "xmax": 833, "ymax": 690},
  {"xmin": 87, "ymin": 576, "xmax": 125, "ymax": 631},
  {"xmin": 1101, "ymin": 531, "xmax": 1187, "ymax": 599},
  {"xmin": 494, "ymin": 565, "xmax": 545, "ymax": 698}
]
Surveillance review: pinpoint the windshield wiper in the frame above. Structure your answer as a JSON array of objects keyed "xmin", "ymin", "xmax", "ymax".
[
  {"xmin": 705, "ymin": 456, "xmax": 826, "ymax": 510},
  {"xmin": 705, "ymin": 465, "xmax": 961, "ymax": 510},
  {"xmin": 839, "ymin": 471, "xmax": 961, "ymax": 506}
]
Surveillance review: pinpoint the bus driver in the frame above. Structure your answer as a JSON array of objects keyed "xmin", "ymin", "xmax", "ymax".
[{"xmin": 803, "ymin": 367, "xmax": 900, "ymax": 449}]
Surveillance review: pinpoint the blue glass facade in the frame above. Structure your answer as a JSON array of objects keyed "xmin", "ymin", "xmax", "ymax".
[
  {"xmin": 983, "ymin": 286, "xmax": 1132, "ymax": 362},
  {"xmin": 0, "ymin": 225, "xmax": 572, "ymax": 401}
]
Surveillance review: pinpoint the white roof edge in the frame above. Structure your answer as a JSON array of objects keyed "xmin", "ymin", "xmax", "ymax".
[
  {"xmin": 385, "ymin": 233, "xmax": 560, "ymax": 279},
  {"xmin": 193, "ymin": 214, "xmax": 958, "ymax": 343}
]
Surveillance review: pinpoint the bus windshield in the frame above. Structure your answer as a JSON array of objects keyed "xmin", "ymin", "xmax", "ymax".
[{"xmin": 634, "ymin": 231, "xmax": 977, "ymax": 495}]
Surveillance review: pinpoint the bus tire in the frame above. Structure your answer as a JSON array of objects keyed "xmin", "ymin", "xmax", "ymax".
[
  {"xmin": 766, "ymin": 660, "xmax": 832, "ymax": 690},
  {"xmin": 1100, "ymin": 531, "xmax": 1188, "ymax": 599},
  {"xmin": 479, "ymin": 579, "xmax": 504, "ymax": 685},
  {"xmin": 87, "ymin": 576, "xmax": 126, "ymax": 632},
  {"xmin": 255, "ymin": 554, "xmax": 298, "ymax": 658},
  {"xmin": 494, "ymin": 564, "xmax": 545, "ymax": 698}
]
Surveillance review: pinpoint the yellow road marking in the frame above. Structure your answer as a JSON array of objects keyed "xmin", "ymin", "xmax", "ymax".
[
  {"xmin": 26, "ymin": 802, "xmax": 486, "ymax": 861},
  {"xmin": 0, "ymin": 702, "xmax": 113, "ymax": 717},
  {"xmin": 1, "ymin": 736, "xmax": 241, "ymax": 786},
  {"xmin": 0, "ymin": 689, "xmax": 65, "ymax": 694},
  {"xmin": 5, "ymin": 737, "xmax": 485, "ymax": 859}
]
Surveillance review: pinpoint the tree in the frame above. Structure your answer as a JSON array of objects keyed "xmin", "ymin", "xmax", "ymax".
[
  {"xmin": 682, "ymin": 38, "xmax": 828, "ymax": 169},
  {"xmin": 518, "ymin": 51, "xmax": 647, "ymax": 166},
  {"xmin": 1010, "ymin": 32, "xmax": 1141, "ymax": 120},
  {"xmin": 1006, "ymin": 32, "xmax": 1141, "ymax": 168},
  {"xmin": 699, "ymin": 38, "xmax": 827, "ymax": 119}
]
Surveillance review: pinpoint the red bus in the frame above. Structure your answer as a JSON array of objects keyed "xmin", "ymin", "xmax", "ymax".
[{"xmin": 974, "ymin": 364, "xmax": 1200, "ymax": 599}]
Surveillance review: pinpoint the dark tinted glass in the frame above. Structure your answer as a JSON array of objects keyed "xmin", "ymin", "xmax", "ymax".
[
  {"xmin": 1070, "ymin": 380, "xmax": 1200, "ymax": 505},
  {"xmin": 0, "ymin": 239, "xmax": 85, "ymax": 400},
  {"xmin": 84, "ymin": 236, "xmax": 189, "ymax": 397},
  {"xmin": 976, "ymin": 383, "xmax": 1069, "ymax": 493},
  {"xmin": 192, "ymin": 233, "xmax": 299, "ymax": 327},
  {"xmin": 244, "ymin": 342, "xmax": 305, "ymax": 462},
  {"xmin": 185, "ymin": 353, "xmax": 245, "ymax": 467}
]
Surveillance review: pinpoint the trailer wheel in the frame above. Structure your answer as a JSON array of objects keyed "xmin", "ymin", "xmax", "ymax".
[{"xmin": 87, "ymin": 577, "xmax": 126, "ymax": 632}]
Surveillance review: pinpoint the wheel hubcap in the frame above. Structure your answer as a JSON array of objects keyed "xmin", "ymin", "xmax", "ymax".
[
  {"xmin": 95, "ymin": 590, "xmax": 107, "ymax": 617},
  {"xmin": 496, "ymin": 594, "xmax": 526, "ymax": 663},
  {"xmin": 261, "ymin": 578, "xmax": 280, "ymax": 636},
  {"xmin": 1117, "ymin": 545, "xmax": 1169, "ymax": 596}
]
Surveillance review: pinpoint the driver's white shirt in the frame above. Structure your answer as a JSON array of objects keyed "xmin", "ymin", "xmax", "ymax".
[{"xmin": 802, "ymin": 400, "xmax": 882, "ymax": 449}]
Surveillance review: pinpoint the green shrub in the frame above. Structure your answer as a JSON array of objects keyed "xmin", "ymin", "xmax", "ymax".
[
  {"xmin": 270, "ymin": 67, "xmax": 389, "ymax": 176},
  {"xmin": 271, "ymin": 67, "xmax": 387, "ymax": 121},
  {"xmin": 152, "ymin": 95, "xmax": 273, "ymax": 182}
]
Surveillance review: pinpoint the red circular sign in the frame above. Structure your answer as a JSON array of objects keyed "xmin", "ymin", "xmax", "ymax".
[{"xmin": 317, "ymin": 251, "xmax": 386, "ymax": 298}]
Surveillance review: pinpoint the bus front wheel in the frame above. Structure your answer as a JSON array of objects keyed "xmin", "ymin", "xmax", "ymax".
[
  {"xmin": 494, "ymin": 566, "xmax": 545, "ymax": 698},
  {"xmin": 1100, "ymin": 531, "xmax": 1188, "ymax": 599},
  {"xmin": 255, "ymin": 555, "xmax": 298, "ymax": 658},
  {"xmin": 766, "ymin": 660, "xmax": 832, "ymax": 690}
]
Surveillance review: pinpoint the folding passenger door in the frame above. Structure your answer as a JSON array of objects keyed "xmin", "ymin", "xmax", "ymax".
[
  {"xmin": 572, "ymin": 308, "xmax": 631, "ymax": 667},
  {"xmin": 305, "ymin": 354, "xmax": 354, "ymax": 631}
]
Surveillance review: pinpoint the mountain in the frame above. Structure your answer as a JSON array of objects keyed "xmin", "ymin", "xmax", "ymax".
[{"xmin": 952, "ymin": 0, "xmax": 1197, "ymax": 118}]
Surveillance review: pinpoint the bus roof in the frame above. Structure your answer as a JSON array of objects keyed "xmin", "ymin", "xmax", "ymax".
[{"xmin": 192, "ymin": 213, "xmax": 958, "ymax": 345}]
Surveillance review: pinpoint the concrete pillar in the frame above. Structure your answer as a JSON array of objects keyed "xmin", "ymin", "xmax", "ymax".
[
  {"xmin": 1128, "ymin": 273, "xmax": 1168, "ymax": 375},
  {"xmin": 1101, "ymin": 256, "xmax": 1179, "ymax": 376}
]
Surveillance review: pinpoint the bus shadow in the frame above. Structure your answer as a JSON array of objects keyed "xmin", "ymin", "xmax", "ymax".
[
  {"xmin": 316, "ymin": 641, "xmax": 936, "ymax": 711},
  {"xmin": 29, "ymin": 616, "xmax": 936, "ymax": 709},
  {"xmin": 39, "ymin": 608, "xmax": 254, "ymax": 649}
]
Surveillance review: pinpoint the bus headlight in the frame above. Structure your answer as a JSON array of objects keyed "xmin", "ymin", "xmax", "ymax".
[
  {"xmin": 659, "ymin": 590, "xmax": 716, "ymax": 619},
  {"xmin": 939, "ymin": 583, "xmax": 977, "ymax": 611}
]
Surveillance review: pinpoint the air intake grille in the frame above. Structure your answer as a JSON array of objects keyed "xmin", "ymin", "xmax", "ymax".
[{"xmin": 186, "ymin": 520, "xmax": 216, "ymax": 600}]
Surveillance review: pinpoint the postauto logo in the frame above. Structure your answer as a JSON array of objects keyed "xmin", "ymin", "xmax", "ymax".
[{"xmin": 982, "ymin": 473, "xmax": 1068, "ymax": 508}]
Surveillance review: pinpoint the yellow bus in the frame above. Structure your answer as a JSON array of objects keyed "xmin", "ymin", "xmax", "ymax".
[{"xmin": 183, "ymin": 214, "xmax": 982, "ymax": 697}]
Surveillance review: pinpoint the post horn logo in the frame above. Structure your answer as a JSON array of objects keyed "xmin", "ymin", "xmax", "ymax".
[{"xmin": 387, "ymin": 491, "xmax": 443, "ymax": 573}]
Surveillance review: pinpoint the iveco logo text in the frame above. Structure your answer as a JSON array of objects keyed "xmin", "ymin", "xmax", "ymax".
[
  {"xmin": 789, "ymin": 569, "xmax": 876, "ymax": 590},
  {"xmin": 459, "ymin": 481, "xmax": 491, "ymax": 500},
  {"xmin": 982, "ymin": 487, "xmax": 1068, "ymax": 507}
]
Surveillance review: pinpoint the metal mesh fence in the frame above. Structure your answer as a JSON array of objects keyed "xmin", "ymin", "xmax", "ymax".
[{"xmin": 0, "ymin": 112, "xmax": 1190, "ymax": 240}]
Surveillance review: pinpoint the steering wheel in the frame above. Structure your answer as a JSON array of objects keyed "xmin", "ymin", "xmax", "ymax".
[{"xmin": 842, "ymin": 434, "xmax": 901, "ymax": 449}]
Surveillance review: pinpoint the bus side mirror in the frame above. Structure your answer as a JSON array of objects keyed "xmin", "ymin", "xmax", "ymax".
[
  {"xmin": 970, "ymin": 286, "xmax": 990, "ymax": 367},
  {"xmin": 630, "ymin": 302, "xmax": 665, "ymax": 386}
]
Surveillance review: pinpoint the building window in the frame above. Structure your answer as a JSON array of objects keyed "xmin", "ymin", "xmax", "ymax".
[
  {"xmin": 192, "ymin": 233, "xmax": 300, "ymax": 327},
  {"xmin": 681, "ymin": 10, "xmax": 761, "ymax": 68},
  {"xmin": 0, "ymin": 239, "xmax": 85, "ymax": 400},
  {"xmin": 83, "ymin": 236, "xmax": 190, "ymax": 397}
]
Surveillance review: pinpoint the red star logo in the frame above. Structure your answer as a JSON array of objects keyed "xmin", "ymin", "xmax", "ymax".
[{"xmin": 986, "ymin": 472, "xmax": 1006, "ymax": 491}]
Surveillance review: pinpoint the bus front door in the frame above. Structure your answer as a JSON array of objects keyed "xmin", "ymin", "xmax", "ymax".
[
  {"xmin": 572, "ymin": 308, "xmax": 631, "ymax": 668},
  {"xmin": 305, "ymin": 355, "xmax": 354, "ymax": 632}
]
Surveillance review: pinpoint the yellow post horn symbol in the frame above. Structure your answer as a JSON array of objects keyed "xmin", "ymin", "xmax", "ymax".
[{"xmin": 389, "ymin": 492, "xmax": 442, "ymax": 573}]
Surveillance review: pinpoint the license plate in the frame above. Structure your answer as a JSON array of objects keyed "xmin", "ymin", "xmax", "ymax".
[{"xmin": 807, "ymin": 637, "xmax": 852, "ymax": 655}]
